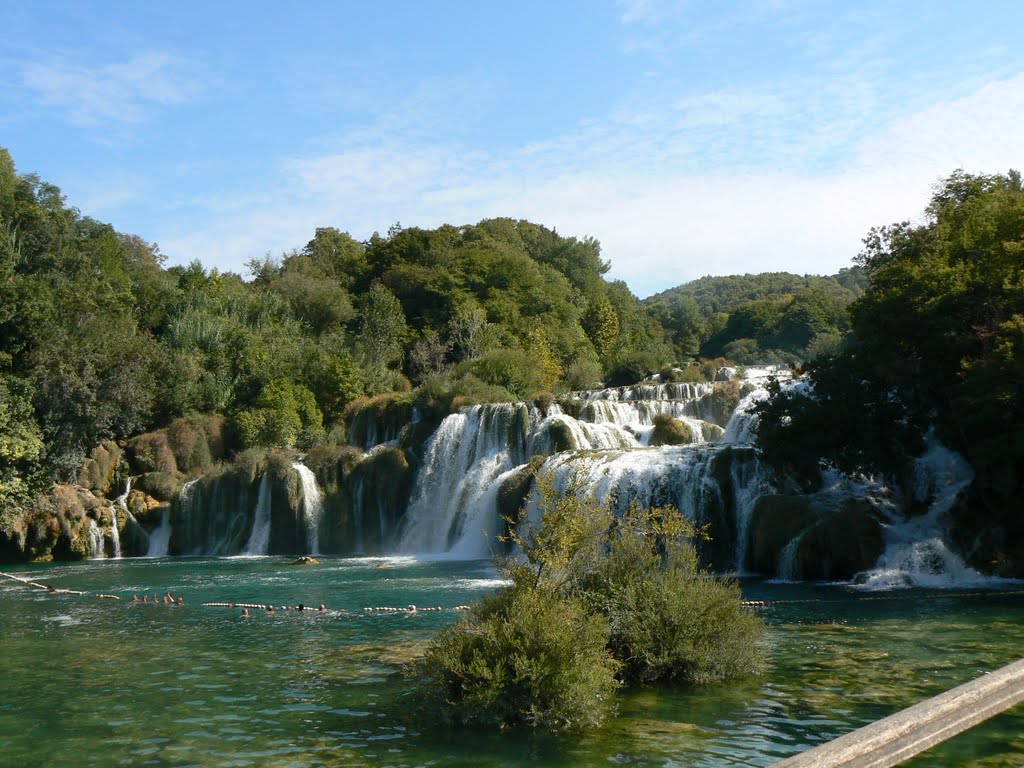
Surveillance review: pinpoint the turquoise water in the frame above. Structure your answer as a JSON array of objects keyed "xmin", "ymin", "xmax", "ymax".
[{"xmin": 1, "ymin": 557, "xmax": 1022, "ymax": 767}]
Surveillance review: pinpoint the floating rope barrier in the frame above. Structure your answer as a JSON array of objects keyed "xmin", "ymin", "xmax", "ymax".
[
  {"xmin": 741, "ymin": 588, "xmax": 1024, "ymax": 608},
  {"xmin": 0, "ymin": 570, "xmax": 87, "ymax": 594}
]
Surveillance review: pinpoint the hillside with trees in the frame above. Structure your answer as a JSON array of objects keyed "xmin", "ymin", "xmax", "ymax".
[
  {"xmin": 645, "ymin": 269, "xmax": 866, "ymax": 364},
  {"xmin": 0, "ymin": 145, "xmax": 672, "ymax": 528}
]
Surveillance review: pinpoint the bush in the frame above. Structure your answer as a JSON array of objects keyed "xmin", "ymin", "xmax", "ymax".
[
  {"xmin": 649, "ymin": 414, "xmax": 694, "ymax": 446},
  {"xmin": 409, "ymin": 475, "xmax": 765, "ymax": 732},
  {"xmin": 413, "ymin": 584, "xmax": 619, "ymax": 730},
  {"xmin": 710, "ymin": 381, "xmax": 743, "ymax": 425},
  {"xmin": 569, "ymin": 499, "xmax": 765, "ymax": 685}
]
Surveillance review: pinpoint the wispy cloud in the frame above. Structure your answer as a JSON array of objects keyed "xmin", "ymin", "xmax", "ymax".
[
  {"xmin": 159, "ymin": 70, "xmax": 1024, "ymax": 297},
  {"xmin": 22, "ymin": 51, "xmax": 205, "ymax": 127}
]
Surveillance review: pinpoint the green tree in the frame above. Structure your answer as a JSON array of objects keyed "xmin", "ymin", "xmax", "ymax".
[{"xmin": 0, "ymin": 375, "xmax": 44, "ymax": 526}]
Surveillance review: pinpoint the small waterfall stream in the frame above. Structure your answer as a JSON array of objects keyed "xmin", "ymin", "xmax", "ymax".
[
  {"xmin": 243, "ymin": 473, "xmax": 272, "ymax": 556},
  {"xmin": 108, "ymin": 504, "xmax": 121, "ymax": 558},
  {"xmin": 86, "ymin": 518, "xmax": 104, "ymax": 559},
  {"xmin": 293, "ymin": 463, "xmax": 324, "ymax": 555}
]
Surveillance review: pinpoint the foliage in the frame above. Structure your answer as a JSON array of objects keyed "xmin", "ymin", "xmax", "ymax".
[
  {"xmin": 649, "ymin": 413, "xmax": 694, "ymax": 446},
  {"xmin": 0, "ymin": 375, "xmax": 45, "ymax": 526},
  {"xmin": 756, "ymin": 171, "xmax": 1024, "ymax": 540},
  {"xmin": 413, "ymin": 584, "xmax": 619, "ymax": 730},
  {"xmin": 646, "ymin": 271, "xmax": 862, "ymax": 363},
  {"xmin": 412, "ymin": 474, "xmax": 765, "ymax": 731}
]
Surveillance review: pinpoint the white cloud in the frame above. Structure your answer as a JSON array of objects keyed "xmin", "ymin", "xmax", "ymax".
[
  {"xmin": 158, "ymin": 72, "xmax": 1024, "ymax": 297},
  {"xmin": 22, "ymin": 51, "xmax": 204, "ymax": 127}
]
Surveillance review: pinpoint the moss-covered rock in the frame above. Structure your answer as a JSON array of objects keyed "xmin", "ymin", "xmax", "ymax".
[
  {"xmin": 76, "ymin": 440, "xmax": 121, "ymax": 495},
  {"xmin": 794, "ymin": 499, "xmax": 884, "ymax": 580},
  {"xmin": 649, "ymin": 414, "xmax": 694, "ymax": 446},
  {"xmin": 126, "ymin": 431, "xmax": 179, "ymax": 475},
  {"xmin": 547, "ymin": 418, "xmax": 578, "ymax": 454},
  {"xmin": 344, "ymin": 392, "xmax": 416, "ymax": 448},
  {"xmin": 701, "ymin": 422, "xmax": 725, "ymax": 442},
  {"xmin": 135, "ymin": 471, "xmax": 181, "ymax": 503},
  {"xmin": 748, "ymin": 494, "xmax": 884, "ymax": 580},
  {"xmin": 710, "ymin": 381, "xmax": 742, "ymax": 426},
  {"xmin": 497, "ymin": 456, "xmax": 547, "ymax": 544}
]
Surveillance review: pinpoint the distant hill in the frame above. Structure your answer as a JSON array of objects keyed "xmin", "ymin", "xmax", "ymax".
[{"xmin": 644, "ymin": 268, "xmax": 867, "ymax": 364}]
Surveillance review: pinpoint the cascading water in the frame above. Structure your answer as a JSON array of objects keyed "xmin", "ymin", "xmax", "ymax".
[
  {"xmin": 401, "ymin": 380, "xmax": 768, "ymax": 561},
  {"xmin": 400, "ymin": 403, "xmax": 538, "ymax": 556},
  {"xmin": 855, "ymin": 435, "xmax": 987, "ymax": 589},
  {"xmin": 108, "ymin": 504, "xmax": 121, "ymax": 559},
  {"xmin": 293, "ymin": 463, "xmax": 324, "ymax": 555},
  {"xmin": 147, "ymin": 507, "xmax": 172, "ymax": 557},
  {"xmin": 110, "ymin": 476, "xmax": 136, "ymax": 558},
  {"xmin": 86, "ymin": 518, "xmax": 104, "ymax": 559},
  {"xmin": 242, "ymin": 473, "xmax": 272, "ymax": 556}
]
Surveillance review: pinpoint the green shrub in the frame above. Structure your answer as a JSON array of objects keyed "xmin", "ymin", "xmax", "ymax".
[
  {"xmin": 649, "ymin": 414, "xmax": 694, "ymax": 446},
  {"xmin": 413, "ymin": 584, "xmax": 619, "ymax": 730},
  {"xmin": 410, "ymin": 474, "xmax": 765, "ymax": 732},
  {"xmin": 710, "ymin": 381, "xmax": 743, "ymax": 425},
  {"xmin": 569, "ymin": 499, "xmax": 765, "ymax": 686}
]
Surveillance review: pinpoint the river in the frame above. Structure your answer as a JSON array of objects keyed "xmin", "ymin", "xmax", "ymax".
[{"xmin": 1, "ymin": 556, "xmax": 1022, "ymax": 766}]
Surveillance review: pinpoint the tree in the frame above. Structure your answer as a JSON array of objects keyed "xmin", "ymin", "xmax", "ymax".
[
  {"xmin": 356, "ymin": 283, "xmax": 409, "ymax": 392},
  {"xmin": 0, "ymin": 375, "xmax": 44, "ymax": 526},
  {"xmin": 756, "ymin": 170, "xmax": 1024, "ymax": 560}
]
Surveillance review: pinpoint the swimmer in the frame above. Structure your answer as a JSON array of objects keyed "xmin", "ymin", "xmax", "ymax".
[
  {"xmin": 297, "ymin": 604, "xmax": 305, "ymax": 611},
  {"xmin": 242, "ymin": 608, "xmax": 250, "ymax": 618},
  {"xmin": 266, "ymin": 605, "xmax": 275, "ymax": 615},
  {"xmin": 132, "ymin": 594, "xmax": 140, "ymax": 603},
  {"xmin": 142, "ymin": 595, "xmax": 148, "ymax": 603},
  {"xmin": 318, "ymin": 603, "xmax": 326, "ymax": 611},
  {"xmin": 177, "ymin": 597, "xmax": 184, "ymax": 605}
]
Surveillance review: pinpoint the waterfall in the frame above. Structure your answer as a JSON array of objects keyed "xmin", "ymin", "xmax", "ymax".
[
  {"xmin": 293, "ymin": 463, "xmax": 324, "ymax": 555},
  {"xmin": 730, "ymin": 456, "xmax": 771, "ymax": 573},
  {"xmin": 855, "ymin": 436, "xmax": 985, "ymax": 589},
  {"xmin": 147, "ymin": 507, "xmax": 172, "ymax": 557},
  {"xmin": 108, "ymin": 504, "xmax": 121, "ymax": 559},
  {"xmin": 242, "ymin": 473, "xmax": 272, "ymax": 556},
  {"xmin": 110, "ymin": 476, "xmax": 135, "ymax": 559},
  {"xmin": 86, "ymin": 518, "xmax": 105, "ymax": 559}
]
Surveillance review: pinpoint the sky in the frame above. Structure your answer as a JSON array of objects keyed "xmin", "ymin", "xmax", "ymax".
[{"xmin": 2, "ymin": 1, "xmax": 1023, "ymax": 298}]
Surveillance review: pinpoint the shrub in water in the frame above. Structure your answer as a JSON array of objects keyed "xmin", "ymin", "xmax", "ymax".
[{"xmin": 413, "ymin": 583, "xmax": 619, "ymax": 730}]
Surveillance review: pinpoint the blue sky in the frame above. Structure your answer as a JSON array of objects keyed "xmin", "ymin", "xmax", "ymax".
[{"xmin": 2, "ymin": 1, "xmax": 1023, "ymax": 297}]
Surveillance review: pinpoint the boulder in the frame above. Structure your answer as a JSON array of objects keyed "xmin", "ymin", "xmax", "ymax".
[{"xmin": 748, "ymin": 494, "xmax": 884, "ymax": 580}]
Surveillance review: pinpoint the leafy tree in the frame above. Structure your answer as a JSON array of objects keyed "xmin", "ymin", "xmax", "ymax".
[
  {"xmin": 756, "ymin": 171, "xmax": 1024, "ymax": 548},
  {"xmin": 0, "ymin": 375, "xmax": 44, "ymax": 525}
]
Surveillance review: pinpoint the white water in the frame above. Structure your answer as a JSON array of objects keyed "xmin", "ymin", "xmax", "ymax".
[
  {"xmin": 293, "ymin": 463, "xmax": 324, "ymax": 555},
  {"xmin": 400, "ymin": 378, "xmax": 769, "ymax": 560},
  {"xmin": 855, "ymin": 436, "xmax": 987, "ymax": 589},
  {"xmin": 401, "ymin": 404, "xmax": 538, "ymax": 556},
  {"xmin": 147, "ymin": 507, "xmax": 172, "ymax": 557},
  {"xmin": 108, "ymin": 504, "xmax": 121, "ymax": 558},
  {"xmin": 86, "ymin": 518, "xmax": 105, "ymax": 559},
  {"xmin": 110, "ymin": 476, "xmax": 136, "ymax": 559},
  {"xmin": 243, "ymin": 473, "xmax": 272, "ymax": 556}
]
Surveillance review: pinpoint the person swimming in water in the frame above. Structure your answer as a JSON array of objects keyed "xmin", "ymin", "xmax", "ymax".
[{"xmin": 242, "ymin": 608, "xmax": 251, "ymax": 618}]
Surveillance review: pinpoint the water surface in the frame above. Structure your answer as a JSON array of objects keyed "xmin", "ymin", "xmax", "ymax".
[{"xmin": 1, "ymin": 557, "xmax": 1022, "ymax": 766}]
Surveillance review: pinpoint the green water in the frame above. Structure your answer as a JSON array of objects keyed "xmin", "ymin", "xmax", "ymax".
[{"xmin": 1, "ymin": 557, "xmax": 1022, "ymax": 767}]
